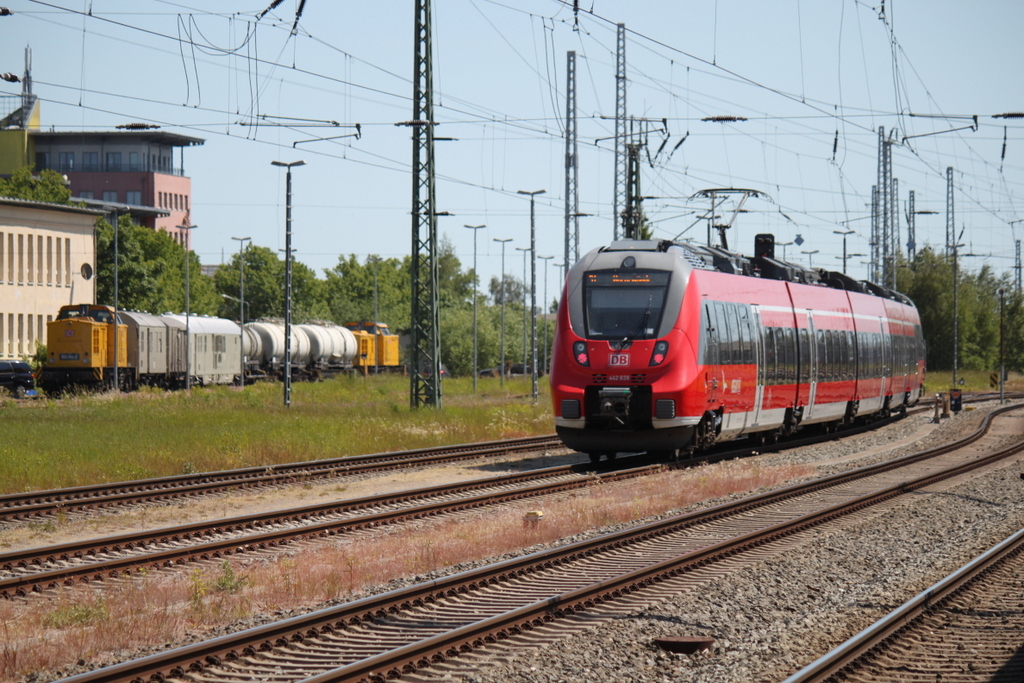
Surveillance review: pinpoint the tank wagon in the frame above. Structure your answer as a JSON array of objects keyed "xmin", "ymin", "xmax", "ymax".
[
  {"xmin": 244, "ymin": 319, "xmax": 357, "ymax": 379},
  {"xmin": 549, "ymin": 235, "xmax": 926, "ymax": 462}
]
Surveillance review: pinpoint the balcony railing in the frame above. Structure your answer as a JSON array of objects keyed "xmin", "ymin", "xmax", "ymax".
[{"xmin": 36, "ymin": 161, "xmax": 188, "ymax": 177}]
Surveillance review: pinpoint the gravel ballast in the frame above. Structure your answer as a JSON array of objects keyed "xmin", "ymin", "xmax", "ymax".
[{"xmin": 456, "ymin": 404, "xmax": 1024, "ymax": 683}]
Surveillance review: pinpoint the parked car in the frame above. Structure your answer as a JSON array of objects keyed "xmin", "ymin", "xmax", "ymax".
[{"xmin": 0, "ymin": 360, "xmax": 37, "ymax": 398}]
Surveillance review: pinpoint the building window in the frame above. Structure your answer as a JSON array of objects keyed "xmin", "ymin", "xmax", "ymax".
[
  {"xmin": 126, "ymin": 190, "xmax": 141, "ymax": 205},
  {"xmin": 37, "ymin": 235, "xmax": 43, "ymax": 285},
  {"xmin": 35, "ymin": 152, "xmax": 50, "ymax": 171},
  {"xmin": 55, "ymin": 237, "xmax": 61, "ymax": 285},
  {"xmin": 82, "ymin": 152, "xmax": 99, "ymax": 171},
  {"xmin": 59, "ymin": 152, "xmax": 75, "ymax": 171},
  {"xmin": 105, "ymin": 152, "xmax": 122, "ymax": 171},
  {"xmin": 79, "ymin": 191, "xmax": 94, "ymax": 199},
  {"xmin": 103, "ymin": 191, "xmax": 118, "ymax": 203},
  {"xmin": 128, "ymin": 152, "xmax": 140, "ymax": 171}
]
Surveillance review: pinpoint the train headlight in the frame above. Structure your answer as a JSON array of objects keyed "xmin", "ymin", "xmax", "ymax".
[
  {"xmin": 573, "ymin": 341, "xmax": 590, "ymax": 367},
  {"xmin": 648, "ymin": 340, "xmax": 669, "ymax": 366}
]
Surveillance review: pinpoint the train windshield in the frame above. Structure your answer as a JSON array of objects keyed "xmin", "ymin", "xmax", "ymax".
[{"xmin": 583, "ymin": 270, "xmax": 671, "ymax": 340}]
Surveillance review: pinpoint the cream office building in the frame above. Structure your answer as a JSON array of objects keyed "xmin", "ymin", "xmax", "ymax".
[{"xmin": 0, "ymin": 198, "xmax": 103, "ymax": 360}]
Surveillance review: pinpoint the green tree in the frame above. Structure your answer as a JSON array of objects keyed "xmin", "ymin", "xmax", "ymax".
[
  {"xmin": 0, "ymin": 166, "xmax": 73, "ymax": 204},
  {"xmin": 214, "ymin": 245, "xmax": 282, "ymax": 320},
  {"xmin": 899, "ymin": 247, "xmax": 1024, "ymax": 375},
  {"xmin": 489, "ymin": 273, "xmax": 525, "ymax": 306},
  {"xmin": 323, "ymin": 254, "xmax": 410, "ymax": 331},
  {"xmin": 95, "ymin": 215, "xmax": 218, "ymax": 315}
]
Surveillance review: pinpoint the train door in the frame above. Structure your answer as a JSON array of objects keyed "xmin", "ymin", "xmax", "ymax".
[
  {"xmin": 749, "ymin": 304, "xmax": 765, "ymax": 428},
  {"xmin": 804, "ymin": 312, "xmax": 818, "ymax": 421},
  {"xmin": 703, "ymin": 301, "xmax": 720, "ymax": 407}
]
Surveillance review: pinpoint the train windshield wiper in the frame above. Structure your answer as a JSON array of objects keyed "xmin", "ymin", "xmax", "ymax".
[{"xmin": 621, "ymin": 295, "xmax": 653, "ymax": 343}]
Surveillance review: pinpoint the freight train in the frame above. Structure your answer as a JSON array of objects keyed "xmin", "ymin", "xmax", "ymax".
[
  {"xmin": 549, "ymin": 235, "xmax": 926, "ymax": 462},
  {"xmin": 39, "ymin": 304, "xmax": 401, "ymax": 394}
]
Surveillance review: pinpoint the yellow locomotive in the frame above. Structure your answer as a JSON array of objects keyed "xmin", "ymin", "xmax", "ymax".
[
  {"xmin": 342, "ymin": 321, "xmax": 401, "ymax": 372},
  {"xmin": 41, "ymin": 304, "xmax": 128, "ymax": 393}
]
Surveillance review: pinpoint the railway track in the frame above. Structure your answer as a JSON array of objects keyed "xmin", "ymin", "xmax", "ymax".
[
  {"xmin": 52, "ymin": 404, "xmax": 1024, "ymax": 683},
  {"xmin": 0, "ymin": 393, "xmax": 999, "ymax": 526},
  {"xmin": 784, "ymin": 526, "xmax": 1024, "ymax": 682},
  {"xmin": 0, "ymin": 407, "xmax": 926, "ymax": 599},
  {"xmin": 0, "ymin": 435, "xmax": 567, "ymax": 523},
  {"xmin": 0, "ymin": 462, "xmax": 648, "ymax": 599}
]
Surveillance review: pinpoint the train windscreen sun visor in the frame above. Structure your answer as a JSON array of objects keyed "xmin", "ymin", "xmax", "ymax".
[{"xmin": 582, "ymin": 270, "xmax": 670, "ymax": 340}]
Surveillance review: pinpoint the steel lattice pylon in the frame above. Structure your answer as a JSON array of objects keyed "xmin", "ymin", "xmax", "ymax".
[
  {"xmin": 564, "ymin": 50, "xmax": 579, "ymax": 268},
  {"xmin": 613, "ymin": 24, "xmax": 627, "ymax": 241},
  {"xmin": 946, "ymin": 166, "xmax": 955, "ymax": 258},
  {"xmin": 409, "ymin": 0, "xmax": 442, "ymax": 408}
]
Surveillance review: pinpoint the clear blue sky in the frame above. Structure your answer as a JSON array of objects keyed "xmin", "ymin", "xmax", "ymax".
[{"xmin": 2, "ymin": 0, "xmax": 1022, "ymax": 291}]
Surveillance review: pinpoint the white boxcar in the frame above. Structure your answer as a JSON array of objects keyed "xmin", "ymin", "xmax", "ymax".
[{"xmin": 161, "ymin": 314, "xmax": 241, "ymax": 386}]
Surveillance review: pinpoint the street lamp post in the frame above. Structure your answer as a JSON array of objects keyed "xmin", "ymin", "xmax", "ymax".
[
  {"xmin": 231, "ymin": 236, "xmax": 251, "ymax": 388},
  {"xmin": 776, "ymin": 241, "xmax": 793, "ymax": 261},
  {"xmin": 836, "ymin": 253, "xmax": 866, "ymax": 277},
  {"xmin": 368, "ymin": 255, "xmax": 380, "ymax": 375},
  {"xmin": 518, "ymin": 189, "xmax": 546, "ymax": 403},
  {"xmin": 178, "ymin": 224, "xmax": 197, "ymax": 391},
  {"xmin": 515, "ymin": 246, "xmax": 530, "ymax": 377},
  {"xmin": 801, "ymin": 249, "xmax": 820, "ymax": 269},
  {"xmin": 538, "ymin": 255, "xmax": 554, "ymax": 376},
  {"xmin": 465, "ymin": 225, "xmax": 486, "ymax": 392},
  {"xmin": 952, "ymin": 240, "xmax": 964, "ymax": 389},
  {"xmin": 108, "ymin": 208, "xmax": 119, "ymax": 392},
  {"xmin": 833, "ymin": 229, "xmax": 855, "ymax": 274},
  {"xmin": 494, "ymin": 238, "xmax": 513, "ymax": 387},
  {"xmin": 271, "ymin": 160, "xmax": 306, "ymax": 408}
]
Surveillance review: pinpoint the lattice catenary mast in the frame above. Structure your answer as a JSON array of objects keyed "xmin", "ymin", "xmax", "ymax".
[
  {"xmin": 613, "ymin": 24, "xmax": 627, "ymax": 241},
  {"xmin": 564, "ymin": 50, "xmax": 579, "ymax": 268},
  {"xmin": 408, "ymin": 0, "xmax": 442, "ymax": 408}
]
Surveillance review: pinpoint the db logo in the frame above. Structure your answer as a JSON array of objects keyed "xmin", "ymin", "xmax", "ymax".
[
  {"xmin": 608, "ymin": 354, "xmax": 630, "ymax": 367},
  {"xmin": 64, "ymin": 329, "xmax": 75, "ymax": 337}
]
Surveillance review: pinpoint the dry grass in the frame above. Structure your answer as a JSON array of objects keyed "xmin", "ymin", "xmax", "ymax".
[{"xmin": 0, "ymin": 459, "xmax": 813, "ymax": 681}]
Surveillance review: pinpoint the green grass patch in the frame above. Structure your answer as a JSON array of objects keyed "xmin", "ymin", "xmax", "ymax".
[
  {"xmin": 922, "ymin": 369, "xmax": 1024, "ymax": 395},
  {"xmin": 0, "ymin": 374, "xmax": 552, "ymax": 494},
  {"xmin": 41, "ymin": 599, "xmax": 109, "ymax": 629}
]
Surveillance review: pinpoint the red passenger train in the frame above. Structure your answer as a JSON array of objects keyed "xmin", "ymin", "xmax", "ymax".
[{"xmin": 549, "ymin": 235, "xmax": 926, "ymax": 461}]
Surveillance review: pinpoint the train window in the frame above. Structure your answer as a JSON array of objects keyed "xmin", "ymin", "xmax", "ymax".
[
  {"xmin": 763, "ymin": 327, "xmax": 777, "ymax": 384},
  {"xmin": 780, "ymin": 328, "xmax": 791, "ymax": 383},
  {"xmin": 796, "ymin": 328, "xmax": 808, "ymax": 384},
  {"xmin": 820, "ymin": 330, "xmax": 828, "ymax": 382},
  {"xmin": 713, "ymin": 302, "xmax": 731, "ymax": 364},
  {"xmin": 737, "ymin": 306, "xmax": 752, "ymax": 364},
  {"xmin": 582, "ymin": 270, "xmax": 671, "ymax": 340},
  {"xmin": 829, "ymin": 330, "xmax": 838, "ymax": 382},
  {"xmin": 700, "ymin": 304, "xmax": 716, "ymax": 366},
  {"xmin": 845, "ymin": 331, "xmax": 854, "ymax": 381}
]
